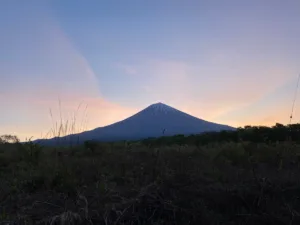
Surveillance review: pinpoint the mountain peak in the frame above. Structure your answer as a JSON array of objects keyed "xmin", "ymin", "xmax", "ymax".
[
  {"xmin": 150, "ymin": 102, "xmax": 167, "ymax": 107},
  {"xmin": 36, "ymin": 101, "xmax": 235, "ymax": 145},
  {"xmin": 145, "ymin": 102, "xmax": 177, "ymax": 114}
]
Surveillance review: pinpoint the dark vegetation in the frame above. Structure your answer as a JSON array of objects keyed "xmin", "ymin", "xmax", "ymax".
[
  {"xmin": 1, "ymin": 124, "xmax": 300, "ymax": 224},
  {"xmin": 139, "ymin": 123, "xmax": 300, "ymax": 147}
]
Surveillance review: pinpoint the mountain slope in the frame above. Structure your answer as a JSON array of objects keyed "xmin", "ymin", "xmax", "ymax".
[{"xmin": 36, "ymin": 102, "xmax": 235, "ymax": 145}]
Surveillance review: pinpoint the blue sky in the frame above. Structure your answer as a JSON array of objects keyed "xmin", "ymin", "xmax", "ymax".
[{"xmin": 1, "ymin": 0, "xmax": 300, "ymax": 140}]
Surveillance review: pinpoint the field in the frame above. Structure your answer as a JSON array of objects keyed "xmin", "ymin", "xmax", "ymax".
[{"xmin": 1, "ymin": 133, "xmax": 300, "ymax": 224}]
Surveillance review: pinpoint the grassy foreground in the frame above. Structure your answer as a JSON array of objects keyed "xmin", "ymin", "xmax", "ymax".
[{"xmin": 1, "ymin": 141, "xmax": 300, "ymax": 224}]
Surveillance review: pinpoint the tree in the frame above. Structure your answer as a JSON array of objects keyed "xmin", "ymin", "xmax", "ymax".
[{"xmin": 0, "ymin": 134, "xmax": 20, "ymax": 144}]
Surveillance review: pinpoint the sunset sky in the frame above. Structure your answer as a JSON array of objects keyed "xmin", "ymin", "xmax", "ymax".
[{"xmin": 1, "ymin": 0, "xmax": 300, "ymax": 140}]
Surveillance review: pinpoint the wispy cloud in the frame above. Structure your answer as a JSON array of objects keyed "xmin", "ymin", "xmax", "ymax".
[
  {"xmin": 0, "ymin": 1, "xmax": 136, "ymax": 140},
  {"xmin": 212, "ymin": 77, "xmax": 299, "ymax": 126},
  {"xmin": 117, "ymin": 56, "xmax": 298, "ymax": 127},
  {"xmin": 1, "ymin": 0, "xmax": 300, "ymax": 139}
]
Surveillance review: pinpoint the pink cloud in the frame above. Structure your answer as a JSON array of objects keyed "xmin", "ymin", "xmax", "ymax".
[
  {"xmin": 1, "ymin": 94, "xmax": 138, "ymax": 141},
  {"xmin": 111, "ymin": 58, "xmax": 297, "ymax": 127},
  {"xmin": 0, "ymin": 1, "xmax": 137, "ymax": 140}
]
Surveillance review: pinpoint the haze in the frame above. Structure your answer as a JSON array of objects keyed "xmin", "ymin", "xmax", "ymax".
[{"xmin": 1, "ymin": 0, "xmax": 300, "ymax": 140}]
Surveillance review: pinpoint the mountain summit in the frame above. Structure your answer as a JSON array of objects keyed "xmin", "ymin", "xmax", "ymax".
[
  {"xmin": 143, "ymin": 102, "xmax": 178, "ymax": 114},
  {"xmin": 37, "ymin": 102, "xmax": 235, "ymax": 145}
]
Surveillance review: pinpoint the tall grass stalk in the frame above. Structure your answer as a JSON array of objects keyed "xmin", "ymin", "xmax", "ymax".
[{"xmin": 42, "ymin": 100, "xmax": 89, "ymax": 146}]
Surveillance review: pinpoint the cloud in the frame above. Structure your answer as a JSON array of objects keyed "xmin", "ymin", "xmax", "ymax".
[
  {"xmin": 113, "ymin": 56, "xmax": 297, "ymax": 127},
  {"xmin": 107, "ymin": 59, "xmax": 194, "ymax": 109},
  {"xmin": 211, "ymin": 77, "xmax": 298, "ymax": 127},
  {"xmin": 53, "ymin": 61, "xmax": 296, "ymax": 127},
  {"xmin": 175, "ymin": 49, "xmax": 298, "ymax": 125},
  {"xmin": 1, "ymin": 1, "xmax": 299, "ymax": 139},
  {"xmin": 0, "ymin": 7, "xmax": 100, "ymax": 99},
  {"xmin": 1, "ymin": 94, "xmax": 138, "ymax": 141},
  {"xmin": 131, "ymin": 59, "xmax": 192, "ymax": 104},
  {"xmin": 0, "ymin": 1, "xmax": 136, "ymax": 140}
]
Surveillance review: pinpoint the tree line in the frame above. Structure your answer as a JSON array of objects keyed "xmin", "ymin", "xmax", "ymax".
[{"xmin": 140, "ymin": 123, "xmax": 300, "ymax": 147}]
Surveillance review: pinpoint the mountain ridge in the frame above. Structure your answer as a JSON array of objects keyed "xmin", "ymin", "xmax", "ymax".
[{"xmin": 35, "ymin": 102, "xmax": 236, "ymax": 145}]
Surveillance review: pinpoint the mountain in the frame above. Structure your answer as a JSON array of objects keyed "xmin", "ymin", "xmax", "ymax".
[{"xmin": 36, "ymin": 102, "xmax": 235, "ymax": 145}]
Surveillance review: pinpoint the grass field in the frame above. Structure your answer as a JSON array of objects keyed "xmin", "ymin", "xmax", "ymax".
[{"xmin": 1, "ymin": 139, "xmax": 300, "ymax": 224}]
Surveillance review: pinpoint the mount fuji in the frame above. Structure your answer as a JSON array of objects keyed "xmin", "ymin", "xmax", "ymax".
[{"xmin": 36, "ymin": 102, "xmax": 235, "ymax": 145}]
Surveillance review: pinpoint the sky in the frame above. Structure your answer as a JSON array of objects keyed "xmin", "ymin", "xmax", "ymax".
[{"xmin": 1, "ymin": 0, "xmax": 300, "ymax": 140}]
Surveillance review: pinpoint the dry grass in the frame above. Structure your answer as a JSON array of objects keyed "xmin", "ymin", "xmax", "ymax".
[
  {"xmin": 1, "ymin": 141, "xmax": 300, "ymax": 224},
  {"xmin": 38, "ymin": 100, "xmax": 89, "ymax": 146}
]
